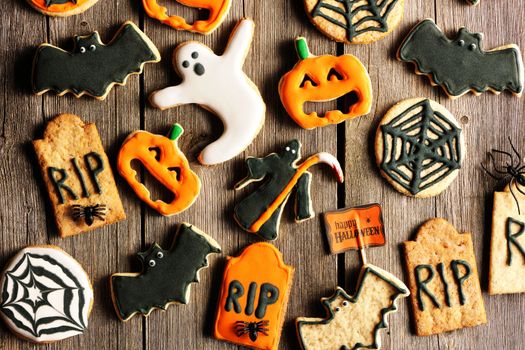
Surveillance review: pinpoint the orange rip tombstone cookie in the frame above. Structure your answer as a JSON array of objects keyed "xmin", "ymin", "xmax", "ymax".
[
  {"xmin": 279, "ymin": 37, "xmax": 372, "ymax": 129},
  {"xmin": 403, "ymin": 218, "xmax": 487, "ymax": 336},
  {"xmin": 143, "ymin": 0, "xmax": 231, "ymax": 34},
  {"xmin": 118, "ymin": 124, "xmax": 201, "ymax": 216},
  {"xmin": 33, "ymin": 114, "xmax": 126, "ymax": 237},
  {"xmin": 27, "ymin": 0, "xmax": 99, "ymax": 17},
  {"xmin": 214, "ymin": 243, "xmax": 293, "ymax": 350}
]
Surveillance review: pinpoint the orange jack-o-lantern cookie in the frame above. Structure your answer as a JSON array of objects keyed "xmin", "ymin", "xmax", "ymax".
[
  {"xmin": 117, "ymin": 123, "xmax": 201, "ymax": 216},
  {"xmin": 214, "ymin": 243, "xmax": 294, "ymax": 350},
  {"xmin": 142, "ymin": 0, "xmax": 231, "ymax": 34},
  {"xmin": 279, "ymin": 37, "xmax": 373, "ymax": 130},
  {"xmin": 27, "ymin": 0, "xmax": 99, "ymax": 17}
]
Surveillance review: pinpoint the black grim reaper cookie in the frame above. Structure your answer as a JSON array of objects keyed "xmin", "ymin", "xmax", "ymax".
[
  {"xmin": 233, "ymin": 139, "xmax": 344, "ymax": 241},
  {"xmin": 109, "ymin": 223, "xmax": 221, "ymax": 321},
  {"xmin": 397, "ymin": 18, "xmax": 524, "ymax": 98},
  {"xmin": 32, "ymin": 21, "xmax": 160, "ymax": 100}
]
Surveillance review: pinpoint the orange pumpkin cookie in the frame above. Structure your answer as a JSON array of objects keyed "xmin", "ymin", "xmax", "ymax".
[
  {"xmin": 279, "ymin": 37, "xmax": 372, "ymax": 130},
  {"xmin": 27, "ymin": 0, "xmax": 99, "ymax": 17},
  {"xmin": 143, "ymin": 0, "xmax": 231, "ymax": 34},
  {"xmin": 117, "ymin": 124, "xmax": 201, "ymax": 216},
  {"xmin": 214, "ymin": 243, "xmax": 294, "ymax": 350}
]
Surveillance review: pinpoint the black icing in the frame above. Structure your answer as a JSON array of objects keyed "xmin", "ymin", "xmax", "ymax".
[
  {"xmin": 33, "ymin": 23, "xmax": 159, "ymax": 98},
  {"xmin": 194, "ymin": 63, "xmax": 205, "ymax": 76},
  {"xmin": 111, "ymin": 224, "xmax": 220, "ymax": 320}
]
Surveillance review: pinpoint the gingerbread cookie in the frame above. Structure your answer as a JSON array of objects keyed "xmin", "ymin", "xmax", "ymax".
[
  {"xmin": 296, "ymin": 264, "xmax": 408, "ymax": 350},
  {"xmin": 214, "ymin": 243, "xmax": 293, "ymax": 350},
  {"xmin": 143, "ymin": 0, "xmax": 231, "ymax": 34},
  {"xmin": 303, "ymin": 0, "xmax": 405, "ymax": 44},
  {"xmin": 118, "ymin": 124, "xmax": 201, "ymax": 216},
  {"xmin": 149, "ymin": 18, "xmax": 265, "ymax": 165},
  {"xmin": 398, "ymin": 19, "xmax": 523, "ymax": 98},
  {"xmin": 33, "ymin": 21, "xmax": 160, "ymax": 100},
  {"xmin": 489, "ymin": 182, "xmax": 525, "ymax": 294},
  {"xmin": 403, "ymin": 218, "xmax": 486, "ymax": 336},
  {"xmin": 279, "ymin": 37, "xmax": 372, "ymax": 129},
  {"xmin": 0, "ymin": 245, "xmax": 93, "ymax": 343},
  {"xmin": 375, "ymin": 98, "xmax": 465, "ymax": 198},
  {"xmin": 27, "ymin": 0, "xmax": 99, "ymax": 17},
  {"xmin": 33, "ymin": 114, "xmax": 126, "ymax": 237},
  {"xmin": 234, "ymin": 139, "xmax": 344, "ymax": 241},
  {"xmin": 110, "ymin": 223, "xmax": 221, "ymax": 321}
]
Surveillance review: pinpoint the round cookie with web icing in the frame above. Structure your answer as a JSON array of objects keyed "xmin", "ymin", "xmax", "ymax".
[
  {"xmin": 374, "ymin": 98, "xmax": 465, "ymax": 198},
  {"xmin": 0, "ymin": 245, "xmax": 93, "ymax": 343},
  {"xmin": 303, "ymin": 0, "xmax": 405, "ymax": 44}
]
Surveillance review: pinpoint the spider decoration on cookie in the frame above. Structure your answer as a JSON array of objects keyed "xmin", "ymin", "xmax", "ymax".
[
  {"xmin": 482, "ymin": 137, "xmax": 525, "ymax": 214},
  {"xmin": 235, "ymin": 320, "xmax": 269, "ymax": 342},
  {"xmin": 71, "ymin": 204, "xmax": 107, "ymax": 226}
]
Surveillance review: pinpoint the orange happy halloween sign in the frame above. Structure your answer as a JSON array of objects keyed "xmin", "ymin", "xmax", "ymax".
[{"xmin": 324, "ymin": 204, "xmax": 385, "ymax": 254}]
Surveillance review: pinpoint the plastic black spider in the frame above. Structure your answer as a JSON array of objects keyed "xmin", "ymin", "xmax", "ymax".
[
  {"xmin": 71, "ymin": 204, "xmax": 107, "ymax": 226},
  {"xmin": 235, "ymin": 320, "xmax": 269, "ymax": 342},
  {"xmin": 481, "ymin": 137, "xmax": 525, "ymax": 214}
]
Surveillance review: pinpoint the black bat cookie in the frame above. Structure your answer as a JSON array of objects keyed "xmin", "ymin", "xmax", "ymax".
[
  {"xmin": 110, "ymin": 223, "xmax": 221, "ymax": 321},
  {"xmin": 398, "ymin": 19, "xmax": 523, "ymax": 98},
  {"xmin": 32, "ymin": 21, "xmax": 160, "ymax": 100}
]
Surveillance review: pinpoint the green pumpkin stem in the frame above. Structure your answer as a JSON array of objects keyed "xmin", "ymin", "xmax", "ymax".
[
  {"xmin": 168, "ymin": 123, "xmax": 183, "ymax": 141},
  {"xmin": 295, "ymin": 37, "xmax": 310, "ymax": 60}
]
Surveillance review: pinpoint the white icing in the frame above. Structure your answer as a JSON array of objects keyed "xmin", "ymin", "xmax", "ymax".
[
  {"xmin": 0, "ymin": 246, "xmax": 93, "ymax": 343},
  {"xmin": 149, "ymin": 18, "xmax": 266, "ymax": 165}
]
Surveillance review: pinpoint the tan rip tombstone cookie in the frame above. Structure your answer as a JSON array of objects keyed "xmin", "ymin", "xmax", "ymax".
[
  {"xmin": 33, "ymin": 114, "xmax": 126, "ymax": 237},
  {"xmin": 403, "ymin": 218, "xmax": 486, "ymax": 336},
  {"xmin": 489, "ymin": 182, "xmax": 525, "ymax": 294}
]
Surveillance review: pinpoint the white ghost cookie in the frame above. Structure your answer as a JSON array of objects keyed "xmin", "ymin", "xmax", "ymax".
[{"xmin": 149, "ymin": 18, "xmax": 266, "ymax": 166}]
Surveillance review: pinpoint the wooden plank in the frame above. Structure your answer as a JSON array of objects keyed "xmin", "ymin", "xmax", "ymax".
[
  {"xmin": 0, "ymin": 1, "xmax": 48, "ymax": 349},
  {"xmin": 0, "ymin": 0, "xmax": 143, "ymax": 349},
  {"xmin": 343, "ymin": 0, "xmax": 441, "ymax": 349},
  {"xmin": 435, "ymin": 0, "xmax": 525, "ymax": 349}
]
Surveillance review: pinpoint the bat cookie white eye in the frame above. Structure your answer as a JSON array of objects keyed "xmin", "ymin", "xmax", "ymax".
[
  {"xmin": 457, "ymin": 40, "xmax": 465, "ymax": 46},
  {"xmin": 156, "ymin": 252, "xmax": 164, "ymax": 259},
  {"xmin": 148, "ymin": 260, "xmax": 156, "ymax": 267},
  {"xmin": 285, "ymin": 147, "xmax": 290, "ymax": 151},
  {"xmin": 89, "ymin": 45, "xmax": 96, "ymax": 51},
  {"xmin": 291, "ymin": 149, "xmax": 296, "ymax": 154},
  {"xmin": 469, "ymin": 43, "xmax": 477, "ymax": 50},
  {"xmin": 80, "ymin": 47, "xmax": 86, "ymax": 53},
  {"xmin": 335, "ymin": 307, "xmax": 341, "ymax": 312},
  {"xmin": 342, "ymin": 301, "xmax": 349, "ymax": 307}
]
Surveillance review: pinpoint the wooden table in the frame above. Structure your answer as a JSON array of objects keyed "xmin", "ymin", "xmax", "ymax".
[{"xmin": 1, "ymin": 0, "xmax": 524, "ymax": 349}]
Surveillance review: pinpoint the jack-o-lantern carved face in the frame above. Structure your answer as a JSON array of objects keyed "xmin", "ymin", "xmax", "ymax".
[
  {"xmin": 142, "ymin": 0, "xmax": 231, "ymax": 34},
  {"xmin": 279, "ymin": 37, "xmax": 373, "ymax": 130},
  {"xmin": 27, "ymin": 0, "xmax": 100, "ymax": 16},
  {"xmin": 118, "ymin": 124, "xmax": 201, "ymax": 216}
]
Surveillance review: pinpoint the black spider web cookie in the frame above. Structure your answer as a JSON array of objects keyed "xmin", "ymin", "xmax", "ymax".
[
  {"xmin": 0, "ymin": 245, "xmax": 93, "ymax": 343},
  {"xmin": 374, "ymin": 98, "xmax": 465, "ymax": 198},
  {"xmin": 303, "ymin": 0, "xmax": 405, "ymax": 44}
]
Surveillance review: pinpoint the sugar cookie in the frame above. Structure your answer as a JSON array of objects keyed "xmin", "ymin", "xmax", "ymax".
[
  {"xmin": 0, "ymin": 245, "xmax": 93, "ymax": 343},
  {"xmin": 149, "ymin": 18, "xmax": 265, "ymax": 165}
]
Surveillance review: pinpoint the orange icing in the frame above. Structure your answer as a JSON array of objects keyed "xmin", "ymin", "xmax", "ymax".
[
  {"xmin": 30, "ymin": 0, "xmax": 90, "ymax": 12},
  {"xmin": 214, "ymin": 243, "xmax": 294, "ymax": 350},
  {"xmin": 279, "ymin": 37, "xmax": 373, "ymax": 130},
  {"xmin": 142, "ymin": 0, "xmax": 231, "ymax": 34},
  {"xmin": 117, "ymin": 124, "xmax": 200, "ymax": 216}
]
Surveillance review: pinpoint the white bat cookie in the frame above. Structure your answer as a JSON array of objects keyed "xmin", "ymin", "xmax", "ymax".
[{"xmin": 149, "ymin": 18, "xmax": 266, "ymax": 166}]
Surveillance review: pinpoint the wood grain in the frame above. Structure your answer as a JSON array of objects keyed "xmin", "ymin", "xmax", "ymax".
[{"xmin": 0, "ymin": 0, "xmax": 524, "ymax": 349}]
